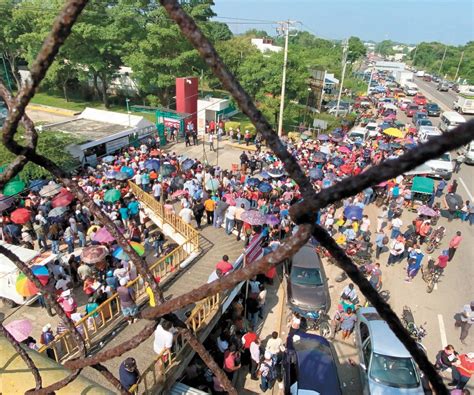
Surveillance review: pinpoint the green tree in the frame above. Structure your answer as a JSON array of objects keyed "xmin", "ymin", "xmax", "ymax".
[
  {"xmin": 348, "ymin": 36, "xmax": 367, "ymax": 63},
  {"xmin": 375, "ymin": 40, "xmax": 395, "ymax": 56}
]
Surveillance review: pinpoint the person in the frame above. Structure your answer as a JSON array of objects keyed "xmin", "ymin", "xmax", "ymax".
[
  {"xmin": 40, "ymin": 324, "xmax": 55, "ymax": 360},
  {"xmin": 435, "ymin": 179, "xmax": 447, "ymax": 198},
  {"xmin": 259, "ymin": 351, "xmax": 276, "ymax": 392},
  {"xmin": 258, "ymin": 284, "xmax": 267, "ymax": 318},
  {"xmin": 225, "ymin": 204, "xmax": 236, "ymax": 235},
  {"xmin": 216, "ymin": 255, "xmax": 233, "ymax": 275},
  {"xmin": 192, "ymin": 199, "xmax": 205, "ymax": 230},
  {"xmin": 209, "ymin": 132, "xmax": 215, "ymax": 151},
  {"xmin": 152, "ymin": 230, "xmax": 165, "ymax": 257},
  {"xmin": 341, "ymin": 283, "xmax": 358, "ymax": 304},
  {"xmin": 266, "ymin": 331, "xmax": 284, "ymax": 357},
  {"xmin": 244, "ymin": 129, "xmax": 251, "ymax": 146},
  {"xmin": 204, "ymin": 196, "xmax": 215, "ymax": 225},
  {"xmin": 33, "ymin": 219, "xmax": 47, "ymax": 251},
  {"xmin": 435, "ymin": 344, "xmax": 459, "ymax": 371},
  {"xmin": 340, "ymin": 307, "xmax": 357, "ymax": 340},
  {"xmin": 455, "ymin": 301, "xmax": 474, "ymax": 344},
  {"xmin": 374, "ymin": 230, "xmax": 387, "ymax": 259},
  {"xmin": 389, "ymin": 215, "xmax": 403, "ymax": 239},
  {"xmin": 387, "ymin": 236, "xmax": 405, "ymax": 266},
  {"xmin": 117, "ymin": 278, "xmax": 138, "ymax": 325},
  {"xmin": 235, "ymin": 203, "xmax": 246, "ymax": 241},
  {"xmin": 152, "ymin": 180, "xmax": 162, "ymax": 202},
  {"xmin": 288, "ymin": 312, "xmax": 301, "ymax": 334},
  {"xmin": 179, "ymin": 206, "xmax": 193, "ymax": 224},
  {"xmin": 249, "ymin": 337, "xmax": 260, "ymax": 380},
  {"xmin": 368, "ymin": 263, "xmax": 382, "ymax": 289},
  {"xmin": 448, "ymin": 231, "xmax": 462, "ymax": 262},
  {"xmin": 153, "ymin": 320, "xmax": 174, "ymax": 362},
  {"xmin": 223, "ymin": 344, "xmax": 241, "ymax": 380},
  {"xmin": 449, "ymin": 353, "xmax": 474, "ymax": 390}
]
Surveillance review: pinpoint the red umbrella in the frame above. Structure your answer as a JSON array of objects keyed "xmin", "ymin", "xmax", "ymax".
[
  {"xmin": 340, "ymin": 164, "xmax": 353, "ymax": 175},
  {"xmin": 338, "ymin": 146, "xmax": 351, "ymax": 154},
  {"xmin": 10, "ymin": 208, "xmax": 31, "ymax": 224},
  {"xmin": 52, "ymin": 189, "xmax": 74, "ymax": 208},
  {"xmin": 81, "ymin": 245, "xmax": 109, "ymax": 264}
]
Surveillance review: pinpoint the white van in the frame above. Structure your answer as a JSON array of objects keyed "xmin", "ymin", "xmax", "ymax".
[
  {"xmin": 439, "ymin": 111, "xmax": 466, "ymax": 132},
  {"xmin": 464, "ymin": 141, "xmax": 474, "ymax": 165}
]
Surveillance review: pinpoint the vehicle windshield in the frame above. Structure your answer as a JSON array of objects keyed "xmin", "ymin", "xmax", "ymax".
[
  {"xmin": 428, "ymin": 104, "xmax": 439, "ymax": 109},
  {"xmin": 409, "ymin": 105, "xmax": 418, "ymax": 110},
  {"xmin": 439, "ymin": 153, "xmax": 451, "ymax": 161},
  {"xmin": 350, "ymin": 132, "xmax": 364, "ymax": 139},
  {"xmin": 369, "ymin": 353, "xmax": 420, "ymax": 388},
  {"xmin": 290, "ymin": 267, "xmax": 323, "ymax": 286},
  {"xmin": 366, "ymin": 125, "xmax": 377, "ymax": 131}
]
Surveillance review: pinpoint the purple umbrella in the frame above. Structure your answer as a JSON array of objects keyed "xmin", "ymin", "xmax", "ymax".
[
  {"xmin": 260, "ymin": 171, "xmax": 271, "ymax": 179},
  {"xmin": 417, "ymin": 205, "xmax": 439, "ymax": 217},
  {"xmin": 105, "ymin": 170, "xmax": 117, "ymax": 179},
  {"xmin": 317, "ymin": 134, "xmax": 329, "ymax": 141},
  {"xmin": 235, "ymin": 198, "xmax": 251, "ymax": 210},
  {"xmin": 344, "ymin": 205, "xmax": 363, "ymax": 220},
  {"xmin": 309, "ymin": 168, "xmax": 323, "ymax": 180},
  {"xmin": 266, "ymin": 214, "xmax": 280, "ymax": 226},
  {"xmin": 241, "ymin": 210, "xmax": 267, "ymax": 226}
]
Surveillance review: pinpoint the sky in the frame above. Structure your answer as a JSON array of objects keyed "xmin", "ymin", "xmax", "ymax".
[{"xmin": 212, "ymin": 0, "xmax": 474, "ymax": 45}]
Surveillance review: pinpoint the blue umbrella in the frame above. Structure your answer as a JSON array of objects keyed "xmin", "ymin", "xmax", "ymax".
[
  {"xmin": 29, "ymin": 179, "xmax": 48, "ymax": 192},
  {"xmin": 181, "ymin": 158, "xmax": 194, "ymax": 171},
  {"xmin": 260, "ymin": 171, "xmax": 271, "ymax": 180},
  {"xmin": 48, "ymin": 206, "xmax": 67, "ymax": 219},
  {"xmin": 267, "ymin": 169, "xmax": 284, "ymax": 178},
  {"xmin": 120, "ymin": 166, "xmax": 134, "ymax": 178},
  {"xmin": 247, "ymin": 177, "xmax": 260, "ymax": 187},
  {"xmin": 309, "ymin": 168, "xmax": 323, "ymax": 180},
  {"xmin": 258, "ymin": 182, "xmax": 272, "ymax": 193},
  {"xmin": 114, "ymin": 172, "xmax": 129, "ymax": 181},
  {"xmin": 344, "ymin": 205, "xmax": 363, "ymax": 220},
  {"xmin": 332, "ymin": 157, "xmax": 344, "ymax": 167},
  {"xmin": 105, "ymin": 170, "xmax": 118, "ymax": 179},
  {"xmin": 144, "ymin": 159, "xmax": 160, "ymax": 172},
  {"xmin": 378, "ymin": 142, "xmax": 390, "ymax": 151},
  {"xmin": 102, "ymin": 155, "xmax": 115, "ymax": 163}
]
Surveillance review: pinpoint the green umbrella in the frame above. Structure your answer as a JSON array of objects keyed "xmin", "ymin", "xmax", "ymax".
[
  {"xmin": 0, "ymin": 166, "xmax": 21, "ymax": 182},
  {"xmin": 3, "ymin": 180, "xmax": 25, "ymax": 196},
  {"xmin": 104, "ymin": 189, "xmax": 121, "ymax": 203}
]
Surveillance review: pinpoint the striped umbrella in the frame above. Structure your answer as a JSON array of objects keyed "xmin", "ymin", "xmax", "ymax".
[
  {"xmin": 112, "ymin": 242, "xmax": 145, "ymax": 261},
  {"xmin": 16, "ymin": 265, "xmax": 49, "ymax": 297}
]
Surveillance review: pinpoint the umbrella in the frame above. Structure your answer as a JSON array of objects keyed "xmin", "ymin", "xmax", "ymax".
[
  {"xmin": 112, "ymin": 242, "xmax": 145, "ymax": 261},
  {"xmin": 102, "ymin": 155, "xmax": 115, "ymax": 163},
  {"xmin": 340, "ymin": 164, "xmax": 353, "ymax": 175},
  {"xmin": 16, "ymin": 265, "xmax": 49, "ymax": 297},
  {"xmin": 309, "ymin": 168, "xmax": 323, "ymax": 180},
  {"xmin": 172, "ymin": 189, "xmax": 186, "ymax": 198},
  {"xmin": 445, "ymin": 193, "xmax": 463, "ymax": 211},
  {"xmin": 0, "ymin": 194, "xmax": 14, "ymax": 212},
  {"xmin": 161, "ymin": 164, "xmax": 176, "ymax": 177},
  {"xmin": 144, "ymin": 159, "xmax": 160, "ymax": 172},
  {"xmin": 206, "ymin": 179, "xmax": 219, "ymax": 191},
  {"xmin": 10, "ymin": 208, "xmax": 31, "ymax": 224},
  {"xmin": 332, "ymin": 157, "xmax": 344, "ymax": 167},
  {"xmin": 317, "ymin": 134, "xmax": 329, "ymax": 141},
  {"xmin": 339, "ymin": 146, "xmax": 351, "ymax": 154},
  {"xmin": 39, "ymin": 183, "xmax": 61, "ymax": 197},
  {"xmin": 247, "ymin": 178, "xmax": 260, "ymax": 187},
  {"xmin": 4, "ymin": 319, "xmax": 33, "ymax": 342},
  {"xmin": 81, "ymin": 245, "xmax": 109, "ymax": 264},
  {"xmin": 235, "ymin": 198, "xmax": 251, "ymax": 210},
  {"xmin": 87, "ymin": 224, "xmax": 101, "ymax": 236},
  {"xmin": 383, "ymin": 114, "xmax": 397, "ymax": 121},
  {"xmin": 48, "ymin": 206, "xmax": 67, "ymax": 219},
  {"xmin": 104, "ymin": 189, "xmax": 121, "ymax": 203},
  {"xmin": 258, "ymin": 183, "xmax": 272, "ymax": 193},
  {"xmin": 171, "ymin": 176, "xmax": 185, "ymax": 190},
  {"xmin": 120, "ymin": 166, "xmax": 134, "ymax": 178},
  {"xmin": 344, "ymin": 205, "xmax": 363, "ymax": 220},
  {"xmin": 267, "ymin": 169, "xmax": 284, "ymax": 178},
  {"xmin": 52, "ymin": 190, "xmax": 74, "ymax": 208},
  {"xmin": 266, "ymin": 214, "xmax": 280, "ymax": 226},
  {"xmin": 105, "ymin": 170, "xmax": 118, "ymax": 179},
  {"xmin": 3, "ymin": 180, "xmax": 25, "ymax": 196},
  {"xmin": 260, "ymin": 171, "xmax": 271, "ymax": 180},
  {"xmin": 241, "ymin": 210, "xmax": 266, "ymax": 226},
  {"xmin": 383, "ymin": 127, "xmax": 404, "ymax": 138},
  {"xmin": 181, "ymin": 158, "xmax": 194, "ymax": 171},
  {"xmin": 115, "ymin": 172, "xmax": 129, "ymax": 181},
  {"xmin": 378, "ymin": 142, "xmax": 390, "ymax": 151},
  {"xmin": 29, "ymin": 179, "xmax": 48, "ymax": 192},
  {"xmin": 223, "ymin": 193, "xmax": 236, "ymax": 206},
  {"xmin": 92, "ymin": 227, "xmax": 115, "ymax": 243},
  {"xmin": 417, "ymin": 205, "xmax": 439, "ymax": 217}
]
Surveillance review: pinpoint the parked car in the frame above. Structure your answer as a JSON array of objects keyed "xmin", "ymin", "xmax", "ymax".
[
  {"xmin": 364, "ymin": 122, "xmax": 380, "ymax": 138},
  {"xmin": 423, "ymin": 75, "xmax": 432, "ymax": 82},
  {"xmin": 355, "ymin": 307, "xmax": 425, "ymax": 395},
  {"xmin": 284, "ymin": 332, "xmax": 342, "ymax": 395},
  {"xmin": 405, "ymin": 104, "xmax": 419, "ymax": 117},
  {"xmin": 418, "ymin": 126, "xmax": 442, "ymax": 143},
  {"xmin": 284, "ymin": 243, "xmax": 330, "ymax": 315},
  {"xmin": 413, "ymin": 94, "xmax": 427, "ymax": 106},
  {"xmin": 425, "ymin": 103, "xmax": 441, "ymax": 117},
  {"xmin": 437, "ymin": 81, "xmax": 449, "ymax": 92},
  {"xmin": 415, "ymin": 118, "xmax": 433, "ymax": 130},
  {"xmin": 425, "ymin": 152, "xmax": 453, "ymax": 180},
  {"xmin": 439, "ymin": 111, "xmax": 466, "ymax": 132},
  {"xmin": 463, "ymin": 141, "xmax": 474, "ymax": 165},
  {"xmin": 412, "ymin": 111, "xmax": 428, "ymax": 125}
]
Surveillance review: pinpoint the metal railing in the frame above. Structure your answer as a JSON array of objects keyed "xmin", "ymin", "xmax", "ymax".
[
  {"xmin": 130, "ymin": 293, "xmax": 221, "ymax": 394},
  {"xmin": 38, "ymin": 185, "xmax": 200, "ymax": 362}
]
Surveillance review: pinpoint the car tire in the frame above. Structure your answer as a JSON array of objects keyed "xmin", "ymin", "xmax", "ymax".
[{"xmin": 319, "ymin": 321, "xmax": 332, "ymax": 338}]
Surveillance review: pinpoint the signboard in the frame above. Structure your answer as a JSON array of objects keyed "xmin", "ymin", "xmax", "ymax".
[
  {"xmin": 313, "ymin": 119, "xmax": 328, "ymax": 130},
  {"xmin": 106, "ymin": 136, "xmax": 129, "ymax": 154},
  {"xmin": 163, "ymin": 117, "xmax": 181, "ymax": 129},
  {"xmin": 308, "ymin": 69, "xmax": 326, "ymax": 112}
]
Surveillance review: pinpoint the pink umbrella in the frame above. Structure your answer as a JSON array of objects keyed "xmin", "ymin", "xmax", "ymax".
[
  {"xmin": 92, "ymin": 227, "xmax": 115, "ymax": 243},
  {"xmin": 241, "ymin": 210, "xmax": 266, "ymax": 226},
  {"xmin": 338, "ymin": 146, "xmax": 351, "ymax": 154},
  {"xmin": 4, "ymin": 319, "xmax": 33, "ymax": 342},
  {"xmin": 223, "ymin": 193, "xmax": 236, "ymax": 206},
  {"xmin": 172, "ymin": 189, "xmax": 186, "ymax": 198},
  {"xmin": 51, "ymin": 190, "xmax": 74, "ymax": 208}
]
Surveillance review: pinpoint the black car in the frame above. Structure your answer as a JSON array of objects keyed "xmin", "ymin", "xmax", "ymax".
[
  {"xmin": 284, "ymin": 243, "xmax": 330, "ymax": 315},
  {"xmin": 426, "ymin": 103, "xmax": 441, "ymax": 117}
]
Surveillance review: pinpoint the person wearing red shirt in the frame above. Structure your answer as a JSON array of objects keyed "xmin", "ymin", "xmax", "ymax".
[
  {"xmin": 448, "ymin": 231, "xmax": 463, "ymax": 262},
  {"xmin": 215, "ymin": 255, "xmax": 233, "ymax": 275},
  {"xmin": 449, "ymin": 352, "xmax": 474, "ymax": 389}
]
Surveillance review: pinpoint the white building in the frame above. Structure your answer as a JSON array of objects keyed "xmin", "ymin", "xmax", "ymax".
[
  {"xmin": 374, "ymin": 61, "xmax": 406, "ymax": 72},
  {"xmin": 197, "ymin": 97, "xmax": 233, "ymax": 133},
  {"xmin": 251, "ymin": 38, "xmax": 282, "ymax": 53}
]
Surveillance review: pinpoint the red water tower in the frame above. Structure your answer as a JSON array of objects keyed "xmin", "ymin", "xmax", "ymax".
[{"xmin": 176, "ymin": 77, "xmax": 198, "ymax": 130}]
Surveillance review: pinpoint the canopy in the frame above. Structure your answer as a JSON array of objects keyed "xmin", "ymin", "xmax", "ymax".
[
  {"xmin": 383, "ymin": 127, "xmax": 404, "ymax": 138},
  {"xmin": 3, "ymin": 180, "xmax": 25, "ymax": 196},
  {"xmin": 411, "ymin": 176, "xmax": 434, "ymax": 194},
  {"xmin": 104, "ymin": 189, "xmax": 121, "ymax": 203}
]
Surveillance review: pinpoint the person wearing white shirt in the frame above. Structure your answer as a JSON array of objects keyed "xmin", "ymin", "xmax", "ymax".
[
  {"xmin": 152, "ymin": 182, "xmax": 162, "ymax": 201},
  {"xmin": 390, "ymin": 216, "xmax": 403, "ymax": 239},
  {"xmin": 225, "ymin": 205, "xmax": 237, "ymax": 235},
  {"xmin": 360, "ymin": 215, "xmax": 371, "ymax": 235},
  {"xmin": 133, "ymin": 172, "xmax": 142, "ymax": 187},
  {"xmin": 153, "ymin": 321, "xmax": 174, "ymax": 358},
  {"xmin": 179, "ymin": 207, "xmax": 193, "ymax": 224},
  {"xmin": 249, "ymin": 338, "xmax": 261, "ymax": 380}
]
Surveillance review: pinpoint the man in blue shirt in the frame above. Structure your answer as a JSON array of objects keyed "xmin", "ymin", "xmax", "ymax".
[
  {"xmin": 128, "ymin": 198, "xmax": 140, "ymax": 221},
  {"xmin": 119, "ymin": 357, "xmax": 139, "ymax": 390}
]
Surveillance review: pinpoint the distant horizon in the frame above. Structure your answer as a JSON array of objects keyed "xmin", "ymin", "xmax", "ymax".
[{"xmin": 212, "ymin": 0, "xmax": 473, "ymax": 46}]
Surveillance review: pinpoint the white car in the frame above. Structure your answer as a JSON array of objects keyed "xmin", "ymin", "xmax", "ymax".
[
  {"xmin": 425, "ymin": 152, "xmax": 453, "ymax": 179},
  {"xmin": 364, "ymin": 122, "xmax": 380, "ymax": 138},
  {"xmin": 418, "ymin": 126, "xmax": 442, "ymax": 143},
  {"xmin": 347, "ymin": 127, "xmax": 368, "ymax": 143}
]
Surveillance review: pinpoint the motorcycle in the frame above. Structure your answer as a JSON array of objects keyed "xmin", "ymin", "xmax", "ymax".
[
  {"xmin": 291, "ymin": 308, "xmax": 332, "ymax": 338},
  {"xmin": 425, "ymin": 226, "xmax": 446, "ymax": 254},
  {"xmin": 402, "ymin": 306, "xmax": 427, "ymax": 343}
]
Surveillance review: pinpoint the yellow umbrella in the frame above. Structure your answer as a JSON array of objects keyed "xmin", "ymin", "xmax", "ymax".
[
  {"xmin": 87, "ymin": 224, "xmax": 100, "ymax": 236},
  {"xmin": 383, "ymin": 127, "xmax": 404, "ymax": 138}
]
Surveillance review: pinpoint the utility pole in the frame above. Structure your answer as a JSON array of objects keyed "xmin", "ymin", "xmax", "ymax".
[
  {"xmin": 366, "ymin": 67, "xmax": 374, "ymax": 96},
  {"xmin": 438, "ymin": 45, "xmax": 447, "ymax": 76},
  {"xmin": 276, "ymin": 20, "xmax": 299, "ymax": 137},
  {"xmin": 454, "ymin": 51, "xmax": 464, "ymax": 81},
  {"xmin": 125, "ymin": 98, "xmax": 131, "ymax": 127},
  {"xmin": 336, "ymin": 39, "xmax": 349, "ymax": 117}
]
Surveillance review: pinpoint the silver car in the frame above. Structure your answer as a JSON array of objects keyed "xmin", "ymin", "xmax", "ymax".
[{"xmin": 355, "ymin": 307, "xmax": 425, "ymax": 394}]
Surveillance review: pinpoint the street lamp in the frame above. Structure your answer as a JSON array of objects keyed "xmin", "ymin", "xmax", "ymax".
[{"xmin": 125, "ymin": 98, "xmax": 131, "ymax": 127}]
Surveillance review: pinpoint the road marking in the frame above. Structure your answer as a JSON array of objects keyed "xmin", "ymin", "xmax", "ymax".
[
  {"xmin": 459, "ymin": 177, "xmax": 474, "ymax": 201},
  {"xmin": 438, "ymin": 314, "xmax": 448, "ymax": 348}
]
